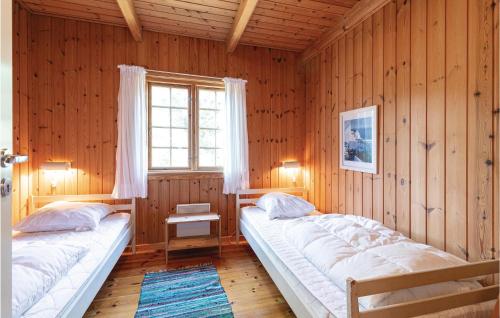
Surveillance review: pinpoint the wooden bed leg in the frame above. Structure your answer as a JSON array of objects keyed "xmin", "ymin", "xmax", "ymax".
[
  {"xmin": 236, "ymin": 196, "xmax": 240, "ymax": 245},
  {"xmin": 131, "ymin": 198, "xmax": 136, "ymax": 254},
  {"xmin": 218, "ymin": 218, "xmax": 222, "ymax": 257},
  {"xmin": 165, "ymin": 218, "xmax": 168, "ymax": 264},
  {"xmin": 347, "ymin": 277, "xmax": 360, "ymax": 318}
]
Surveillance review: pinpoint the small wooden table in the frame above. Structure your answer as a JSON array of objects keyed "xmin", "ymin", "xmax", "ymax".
[{"xmin": 165, "ymin": 213, "xmax": 221, "ymax": 264}]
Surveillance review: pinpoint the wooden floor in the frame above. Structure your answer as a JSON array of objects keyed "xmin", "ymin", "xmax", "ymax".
[{"xmin": 84, "ymin": 244, "xmax": 294, "ymax": 317}]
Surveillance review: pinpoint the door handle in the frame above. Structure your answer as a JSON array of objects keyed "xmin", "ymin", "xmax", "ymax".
[{"xmin": 0, "ymin": 148, "xmax": 28, "ymax": 168}]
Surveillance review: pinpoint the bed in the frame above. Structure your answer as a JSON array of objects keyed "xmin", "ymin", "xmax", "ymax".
[
  {"xmin": 236, "ymin": 188, "xmax": 499, "ymax": 318},
  {"xmin": 13, "ymin": 194, "xmax": 136, "ymax": 318}
]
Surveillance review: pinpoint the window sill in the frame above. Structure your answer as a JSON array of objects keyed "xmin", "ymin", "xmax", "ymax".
[{"xmin": 148, "ymin": 170, "xmax": 223, "ymax": 180}]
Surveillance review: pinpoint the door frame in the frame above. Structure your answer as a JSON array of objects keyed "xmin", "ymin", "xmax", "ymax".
[{"xmin": 0, "ymin": 0, "xmax": 13, "ymax": 316}]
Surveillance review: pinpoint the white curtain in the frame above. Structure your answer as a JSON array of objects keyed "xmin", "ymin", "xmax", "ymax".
[
  {"xmin": 223, "ymin": 77, "xmax": 249, "ymax": 194},
  {"xmin": 112, "ymin": 65, "xmax": 148, "ymax": 199}
]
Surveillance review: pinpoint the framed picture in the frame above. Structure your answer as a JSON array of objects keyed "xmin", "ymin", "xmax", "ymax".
[{"xmin": 339, "ymin": 105, "xmax": 377, "ymax": 174}]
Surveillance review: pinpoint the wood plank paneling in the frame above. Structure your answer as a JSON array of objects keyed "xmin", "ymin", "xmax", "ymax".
[
  {"xmin": 410, "ymin": 0, "xmax": 427, "ymax": 245},
  {"xmin": 337, "ymin": 36, "xmax": 346, "ymax": 214},
  {"xmin": 36, "ymin": 15, "xmax": 52, "ymax": 197},
  {"xmin": 303, "ymin": 0, "xmax": 499, "ymax": 264},
  {"xmin": 12, "ymin": 2, "xmax": 31, "ymax": 225},
  {"xmin": 382, "ymin": 1, "xmax": 396, "ymax": 229},
  {"xmin": 64, "ymin": 20, "xmax": 78, "ymax": 195},
  {"xmin": 371, "ymin": 9, "xmax": 384, "ymax": 224},
  {"xmin": 467, "ymin": 0, "xmax": 494, "ymax": 262},
  {"xmin": 362, "ymin": 17, "xmax": 373, "ymax": 220},
  {"xmin": 325, "ymin": 46, "xmax": 333, "ymax": 213},
  {"xmin": 313, "ymin": 55, "xmax": 321, "ymax": 207},
  {"xmin": 320, "ymin": 49, "xmax": 327, "ymax": 212},
  {"xmin": 395, "ymin": 0, "xmax": 410, "ymax": 237},
  {"xmin": 493, "ymin": 0, "xmax": 500, "ymax": 265},
  {"xmin": 12, "ymin": 2, "xmax": 21, "ymax": 224},
  {"xmin": 77, "ymin": 21, "xmax": 91, "ymax": 195},
  {"xmin": 12, "ymin": 6, "xmax": 305, "ymax": 244},
  {"xmin": 353, "ymin": 24, "xmax": 363, "ymax": 217},
  {"xmin": 331, "ymin": 42, "xmax": 339, "ymax": 214},
  {"xmin": 345, "ymin": 30, "xmax": 354, "ymax": 215},
  {"xmin": 445, "ymin": 0, "xmax": 468, "ymax": 259},
  {"xmin": 426, "ymin": 0, "xmax": 446, "ymax": 250}
]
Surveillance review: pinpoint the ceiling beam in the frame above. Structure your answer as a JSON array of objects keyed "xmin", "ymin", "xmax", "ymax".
[
  {"xmin": 300, "ymin": 0, "xmax": 391, "ymax": 63},
  {"xmin": 227, "ymin": 0, "xmax": 259, "ymax": 53},
  {"xmin": 116, "ymin": 0, "xmax": 142, "ymax": 42}
]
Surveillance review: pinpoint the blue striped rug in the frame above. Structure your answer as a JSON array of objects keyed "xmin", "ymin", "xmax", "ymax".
[{"xmin": 135, "ymin": 264, "xmax": 234, "ymax": 318}]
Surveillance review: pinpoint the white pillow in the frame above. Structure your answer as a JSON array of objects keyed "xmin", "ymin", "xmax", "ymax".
[
  {"xmin": 12, "ymin": 241, "xmax": 89, "ymax": 317},
  {"xmin": 14, "ymin": 201, "xmax": 115, "ymax": 233},
  {"xmin": 256, "ymin": 192, "xmax": 315, "ymax": 219}
]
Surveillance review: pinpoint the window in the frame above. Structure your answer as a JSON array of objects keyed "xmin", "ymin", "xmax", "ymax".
[
  {"xmin": 148, "ymin": 77, "xmax": 225, "ymax": 171},
  {"xmin": 198, "ymin": 88, "xmax": 225, "ymax": 168}
]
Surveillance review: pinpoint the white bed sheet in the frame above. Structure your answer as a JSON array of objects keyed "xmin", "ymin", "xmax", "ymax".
[
  {"xmin": 241, "ymin": 207, "xmax": 494, "ymax": 318},
  {"xmin": 242, "ymin": 207, "xmax": 346, "ymax": 317},
  {"xmin": 13, "ymin": 213, "xmax": 131, "ymax": 318}
]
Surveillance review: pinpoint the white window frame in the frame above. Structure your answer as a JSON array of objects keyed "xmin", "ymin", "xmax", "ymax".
[{"xmin": 147, "ymin": 72, "xmax": 225, "ymax": 172}]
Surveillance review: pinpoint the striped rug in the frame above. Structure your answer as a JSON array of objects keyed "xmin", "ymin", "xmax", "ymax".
[{"xmin": 135, "ymin": 264, "xmax": 234, "ymax": 318}]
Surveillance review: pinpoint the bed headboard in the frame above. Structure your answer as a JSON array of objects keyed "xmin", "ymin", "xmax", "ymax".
[
  {"xmin": 235, "ymin": 187, "xmax": 307, "ymax": 243},
  {"xmin": 29, "ymin": 194, "xmax": 136, "ymax": 254}
]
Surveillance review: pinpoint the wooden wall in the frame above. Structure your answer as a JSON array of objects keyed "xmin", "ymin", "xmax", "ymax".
[
  {"xmin": 12, "ymin": 3, "xmax": 305, "ymax": 245},
  {"xmin": 304, "ymin": 0, "xmax": 499, "ymax": 263}
]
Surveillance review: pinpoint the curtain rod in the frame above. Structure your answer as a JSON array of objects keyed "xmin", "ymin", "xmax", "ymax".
[
  {"xmin": 117, "ymin": 65, "xmax": 232, "ymax": 83},
  {"xmin": 146, "ymin": 69, "xmax": 224, "ymax": 82}
]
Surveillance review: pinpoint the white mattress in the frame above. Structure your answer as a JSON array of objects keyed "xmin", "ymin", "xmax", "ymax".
[
  {"xmin": 241, "ymin": 207, "xmax": 495, "ymax": 318},
  {"xmin": 13, "ymin": 213, "xmax": 131, "ymax": 318},
  {"xmin": 241, "ymin": 207, "xmax": 344, "ymax": 317}
]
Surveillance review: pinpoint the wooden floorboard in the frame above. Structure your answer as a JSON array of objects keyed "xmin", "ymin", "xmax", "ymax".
[{"xmin": 84, "ymin": 244, "xmax": 295, "ymax": 317}]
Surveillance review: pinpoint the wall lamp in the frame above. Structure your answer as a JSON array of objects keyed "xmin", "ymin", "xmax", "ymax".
[
  {"xmin": 41, "ymin": 161, "xmax": 71, "ymax": 193},
  {"xmin": 282, "ymin": 161, "xmax": 300, "ymax": 184}
]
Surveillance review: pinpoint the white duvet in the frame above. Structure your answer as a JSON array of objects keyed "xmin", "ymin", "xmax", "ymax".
[
  {"xmin": 12, "ymin": 241, "xmax": 89, "ymax": 318},
  {"xmin": 283, "ymin": 214, "xmax": 485, "ymax": 311}
]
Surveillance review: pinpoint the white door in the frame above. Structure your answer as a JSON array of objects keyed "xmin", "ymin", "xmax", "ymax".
[{"xmin": 0, "ymin": 0, "xmax": 13, "ymax": 317}]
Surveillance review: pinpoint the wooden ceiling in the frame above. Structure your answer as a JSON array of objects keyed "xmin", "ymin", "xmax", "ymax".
[{"xmin": 18, "ymin": 0, "xmax": 360, "ymax": 52}]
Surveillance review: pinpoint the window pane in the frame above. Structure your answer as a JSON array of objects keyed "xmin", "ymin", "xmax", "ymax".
[
  {"xmin": 172, "ymin": 148, "xmax": 188, "ymax": 167},
  {"xmin": 171, "ymin": 87, "xmax": 189, "ymax": 108},
  {"xmin": 200, "ymin": 110, "xmax": 217, "ymax": 129},
  {"xmin": 152, "ymin": 128, "xmax": 170, "ymax": 147},
  {"xmin": 216, "ymin": 149, "xmax": 224, "ymax": 167},
  {"xmin": 199, "ymin": 148, "xmax": 215, "ymax": 167},
  {"xmin": 151, "ymin": 107, "xmax": 170, "ymax": 127},
  {"xmin": 197, "ymin": 88, "xmax": 224, "ymax": 168},
  {"xmin": 216, "ymin": 130, "xmax": 225, "ymax": 148},
  {"xmin": 199, "ymin": 129, "xmax": 215, "ymax": 148},
  {"xmin": 150, "ymin": 83, "xmax": 192, "ymax": 170},
  {"xmin": 151, "ymin": 85, "xmax": 170, "ymax": 106},
  {"xmin": 216, "ymin": 91, "xmax": 225, "ymax": 110},
  {"xmin": 151, "ymin": 148, "xmax": 170, "ymax": 168},
  {"xmin": 199, "ymin": 89, "xmax": 216, "ymax": 109},
  {"xmin": 171, "ymin": 128, "xmax": 188, "ymax": 147},
  {"xmin": 171, "ymin": 108, "xmax": 188, "ymax": 128}
]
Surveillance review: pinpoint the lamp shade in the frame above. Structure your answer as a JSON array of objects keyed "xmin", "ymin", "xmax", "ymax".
[{"xmin": 40, "ymin": 161, "xmax": 71, "ymax": 171}]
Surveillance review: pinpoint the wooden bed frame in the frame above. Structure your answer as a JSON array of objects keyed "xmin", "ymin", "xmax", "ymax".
[
  {"xmin": 236, "ymin": 188, "xmax": 500, "ymax": 318},
  {"xmin": 28, "ymin": 194, "xmax": 136, "ymax": 317},
  {"xmin": 235, "ymin": 187, "xmax": 307, "ymax": 244},
  {"xmin": 30, "ymin": 194, "xmax": 136, "ymax": 253}
]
